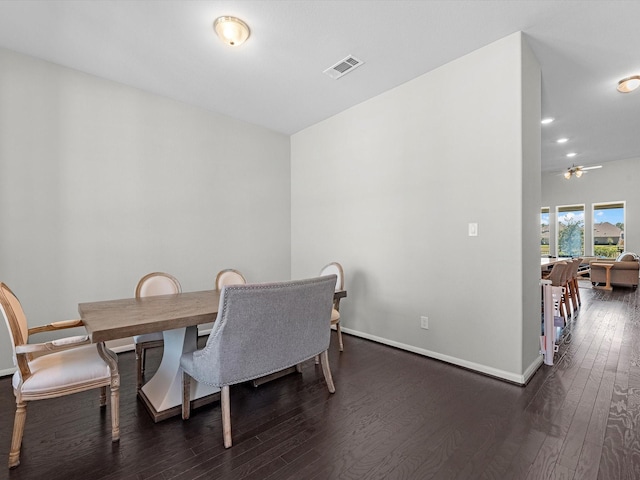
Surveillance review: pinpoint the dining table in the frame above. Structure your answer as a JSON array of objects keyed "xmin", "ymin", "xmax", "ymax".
[
  {"xmin": 78, "ymin": 287, "xmax": 347, "ymax": 422},
  {"xmin": 540, "ymin": 257, "xmax": 572, "ymax": 270}
]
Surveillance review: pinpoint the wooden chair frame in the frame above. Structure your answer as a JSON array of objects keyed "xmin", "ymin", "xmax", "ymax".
[
  {"xmin": 0, "ymin": 282, "xmax": 119, "ymax": 469},
  {"xmin": 320, "ymin": 262, "xmax": 345, "ymax": 351},
  {"xmin": 215, "ymin": 269, "xmax": 247, "ymax": 290}
]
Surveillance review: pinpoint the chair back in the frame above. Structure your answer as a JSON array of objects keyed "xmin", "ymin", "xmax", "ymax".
[
  {"xmin": 135, "ymin": 272, "xmax": 181, "ymax": 298},
  {"xmin": 547, "ymin": 262, "xmax": 567, "ymax": 286},
  {"xmin": 215, "ymin": 269, "xmax": 247, "ymax": 290},
  {"xmin": 569, "ymin": 258, "xmax": 581, "ymax": 278},
  {"xmin": 189, "ymin": 275, "xmax": 336, "ymax": 387},
  {"xmin": 319, "ymin": 262, "xmax": 344, "ymax": 291},
  {"xmin": 0, "ymin": 283, "xmax": 30, "ymax": 374}
]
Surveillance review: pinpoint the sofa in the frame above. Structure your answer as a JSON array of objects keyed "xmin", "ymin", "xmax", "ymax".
[{"xmin": 590, "ymin": 252, "xmax": 640, "ymax": 289}]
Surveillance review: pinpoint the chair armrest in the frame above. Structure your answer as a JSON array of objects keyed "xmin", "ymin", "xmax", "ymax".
[
  {"xmin": 28, "ymin": 319, "xmax": 84, "ymax": 335},
  {"xmin": 15, "ymin": 335, "xmax": 90, "ymax": 354},
  {"xmin": 612, "ymin": 262, "xmax": 640, "ymax": 271}
]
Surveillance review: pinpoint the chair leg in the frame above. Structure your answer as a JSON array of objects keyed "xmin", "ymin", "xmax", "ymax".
[
  {"xmin": 8, "ymin": 400, "xmax": 26, "ymax": 469},
  {"xmin": 182, "ymin": 372, "xmax": 191, "ymax": 420},
  {"xmin": 135, "ymin": 343, "xmax": 143, "ymax": 392},
  {"xmin": 573, "ymin": 277, "xmax": 582, "ymax": 306},
  {"xmin": 100, "ymin": 386, "xmax": 107, "ymax": 407},
  {"xmin": 319, "ymin": 350, "xmax": 336, "ymax": 394},
  {"xmin": 569, "ymin": 281, "xmax": 578, "ymax": 312},
  {"xmin": 221, "ymin": 385, "xmax": 232, "ymax": 448},
  {"xmin": 97, "ymin": 343, "xmax": 120, "ymax": 442},
  {"xmin": 336, "ymin": 322, "xmax": 344, "ymax": 352},
  {"xmin": 111, "ymin": 382, "xmax": 120, "ymax": 442}
]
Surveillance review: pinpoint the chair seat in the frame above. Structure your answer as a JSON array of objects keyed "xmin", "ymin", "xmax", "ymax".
[
  {"xmin": 14, "ymin": 345, "xmax": 111, "ymax": 396},
  {"xmin": 133, "ymin": 332, "xmax": 164, "ymax": 344},
  {"xmin": 331, "ymin": 308, "xmax": 340, "ymax": 324}
]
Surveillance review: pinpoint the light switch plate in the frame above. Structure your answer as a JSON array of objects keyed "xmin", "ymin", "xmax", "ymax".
[{"xmin": 468, "ymin": 223, "xmax": 478, "ymax": 236}]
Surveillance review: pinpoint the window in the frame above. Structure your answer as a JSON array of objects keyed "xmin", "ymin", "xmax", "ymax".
[
  {"xmin": 557, "ymin": 205, "xmax": 584, "ymax": 257},
  {"xmin": 593, "ymin": 202, "xmax": 625, "ymax": 258},
  {"xmin": 541, "ymin": 207, "xmax": 550, "ymax": 256}
]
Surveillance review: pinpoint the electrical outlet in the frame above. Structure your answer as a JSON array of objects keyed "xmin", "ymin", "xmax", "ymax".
[{"xmin": 420, "ymin": 316, "xmax": 429, "ymax": 329}]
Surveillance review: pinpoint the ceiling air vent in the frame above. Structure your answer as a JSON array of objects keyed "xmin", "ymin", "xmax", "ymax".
[{"xmin": 323, "ymin": 55, "xmax": 364, "ymax": 80}]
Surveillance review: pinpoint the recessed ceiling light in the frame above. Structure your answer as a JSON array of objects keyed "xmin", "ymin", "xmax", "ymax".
[
  {"xmin": 566, "ymin": 152, "xmax": 577, "ymax": 158},
  {"xmin": 213, "ymin": 16, "xmax": 250, "ymax": 47},
  {"xmin": 541, "ymin": 118, "xmax": 554, "ymax": 125},
  {"xmin": 617, "ymin": 75, "xmax": 640, "ymax": 93},
  {"xmin": 557, "ymin": 138, "xmax": 568, "ymax": 143}
]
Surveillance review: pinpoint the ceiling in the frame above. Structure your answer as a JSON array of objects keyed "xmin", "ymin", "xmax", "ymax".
[{"xmin": 0, "ymin": 1, "xmax": 638, "ymax": 173}]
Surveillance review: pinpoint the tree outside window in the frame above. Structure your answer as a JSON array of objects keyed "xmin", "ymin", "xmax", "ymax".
[{"xmin": 557, "ymin": 206, "xmax": 584, "ymax": 257}]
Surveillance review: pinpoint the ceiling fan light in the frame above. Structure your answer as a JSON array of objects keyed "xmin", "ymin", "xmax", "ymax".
[
  {"xmin": 617, "ymin": 75, "xmax": 640, "ymax": 93},
  {"xmin": 214, "ymin": 16, "xmax": 250, "ymax": 46},
  {"xmin": 575, "ymin": 169, "xmax": 583, "ymax": 178},
  {"xmin": 564, "ymin": 171, "xmax": 571, "ymax": 180}
]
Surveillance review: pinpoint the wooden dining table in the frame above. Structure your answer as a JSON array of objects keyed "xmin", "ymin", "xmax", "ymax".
[
  {"xmin": 79, "ymin": 288, "xmax": 347, "ymax": 422},
  {"xmin": 540, "ymin": 257, "xmax": 572, "ymax": 270}
]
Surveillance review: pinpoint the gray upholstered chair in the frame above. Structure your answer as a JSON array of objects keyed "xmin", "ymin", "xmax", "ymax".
[
  {"xmin": 180, "ymin": 275, "xmax": 337, "ymax": 448},
  {"xmin": 133, "ymin": 272, "xmax": 182, "ymax": 391},
  {"xmin": 320, "ymin": 262, "xmax": 345, "ymax": 351},
  {"xmin": 0, "ymin": 282, "xmax": 120, "ymax": 469}
]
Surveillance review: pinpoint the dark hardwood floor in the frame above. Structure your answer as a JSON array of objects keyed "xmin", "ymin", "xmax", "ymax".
[{"xmin": 2, "ymin": 283, "xmax": 640, "ymax": 479}]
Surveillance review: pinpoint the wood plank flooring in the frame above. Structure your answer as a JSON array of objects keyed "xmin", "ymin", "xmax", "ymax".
[{"xmin": 2, "ymin": 283, "xmax": 640, "ymax": 479}]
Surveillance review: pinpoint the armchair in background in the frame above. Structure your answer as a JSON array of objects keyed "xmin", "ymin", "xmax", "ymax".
[{"xmin": 590, "ymin": 252, "xmax": 640, "ymax": 289}]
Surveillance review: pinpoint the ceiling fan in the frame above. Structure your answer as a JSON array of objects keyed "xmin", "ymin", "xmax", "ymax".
[{"xmin": 562, "ymin": 164, "xmax": 602, "ymax": 179}]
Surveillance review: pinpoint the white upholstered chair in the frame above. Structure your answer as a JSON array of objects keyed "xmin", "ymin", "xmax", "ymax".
[
  {"xmin": 133, "ymin": 272, "xmax": 182, "ymax": 391},
  {"xmin": 193, "ymin": 269, "xmax": 248, "ymax": 337},
  {"xmin": 180, "ymin": 276, "xmax": 336, "ymax": 448},
  {"xmin": 215, "ymin": 269, "xmax": 247, "ymax": 290},
  {"xmin": 320, "ymin": 262, "xmax": 345, "ymax": 352},
  {"xmin": 0, "ymin": 282, "xmax": 120, "ymax": 469}
]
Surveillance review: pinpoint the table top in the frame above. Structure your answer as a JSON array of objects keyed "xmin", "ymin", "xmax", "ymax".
[
  {"xmin": 79, "ymin": 288, "xmax": 348, "ymax": 344},
  {"xmin": 540, "ymin": 257, "xmax": 572, "ymax": 268},
  {"xmin": 79, "ymin": 290, "xmax": 220, "ymax": 343}
]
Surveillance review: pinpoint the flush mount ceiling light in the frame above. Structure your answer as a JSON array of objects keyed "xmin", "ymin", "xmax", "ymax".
[
  {"xmin": 617, "ymin": 75, "xmax": 640, "ymax": 93},
  {"xmin": 541, "ymin": 117, "xmax": 554, "ymax": 125},
  {"xmin": 213, "ymin": 16, "xmax": 250, "ymax": 46}
]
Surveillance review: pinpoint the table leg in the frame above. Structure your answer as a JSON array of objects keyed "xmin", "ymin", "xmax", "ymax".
[
  {"xmin": 139, "ymin": 326, "xmax": 220, "ymax": 422},
  {"xmin": 604, "ymin": 266, "xmax": 613, "ymax": 290}
]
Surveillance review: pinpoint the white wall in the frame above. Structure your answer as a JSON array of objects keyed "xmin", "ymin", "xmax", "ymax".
[
  {"xmin": 542, "ymin": 156, "xmax": 640, "ymax": 256},
  {"xmin": 0, "ymin": 48, "xmax": 291, "ymax": 373},
  {"xmin": 291, "ymin": 32, "xmax": 541, "ymax": 383}
]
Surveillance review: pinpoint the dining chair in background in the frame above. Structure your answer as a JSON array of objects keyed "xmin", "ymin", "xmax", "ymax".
[
  {"xmin": 0, "ymin": 282, "xmax": 120, "ymax": 469},
  {"xmin": 544, "ymin": 261, "xmax": 569, "ymax": 323},
  {"xmin": 320, "ymin": 262, "xmax": 345, "ymax": 352},
  {"xmin": 215, "ymin": 269, "xmax": 247, "ymax": 290},
  {"xmin": 133, "ymin": 272, "xmax": 182, "ymax": 391}
]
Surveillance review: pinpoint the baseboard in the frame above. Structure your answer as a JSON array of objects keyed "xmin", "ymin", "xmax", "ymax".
[
  {"xmin": 0, "ymin": 366, "xmax": 16, "ymax": 378},
  {"xmin": 340, "ymin": 326, "xmax": 542, "ymax": 385}
]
